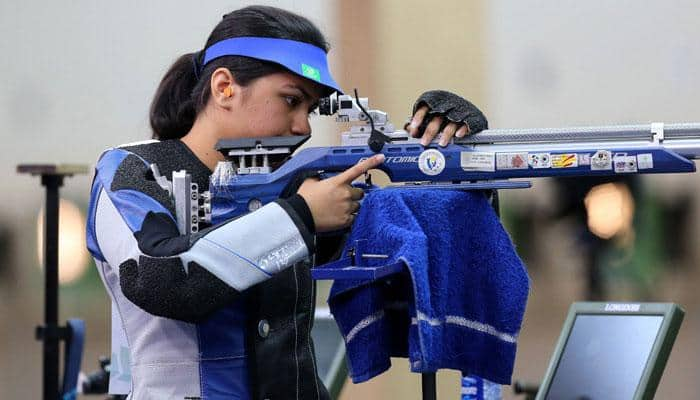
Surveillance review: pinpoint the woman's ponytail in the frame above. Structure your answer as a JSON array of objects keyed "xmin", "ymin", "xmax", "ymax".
[{"xmin": 149, "ymin": 53, "xmax": 199, "ymax": 140}]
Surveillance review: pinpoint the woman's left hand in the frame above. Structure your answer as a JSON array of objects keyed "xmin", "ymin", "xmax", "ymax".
[{"xmin": 405, "ymin": 90, "xmax": 488, "ymax": 147}]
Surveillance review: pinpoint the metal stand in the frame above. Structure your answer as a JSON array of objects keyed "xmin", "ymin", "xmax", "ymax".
[
  {"xmin": 422, "ymin": 372, "xmax": 437, "ymax": 400},
  {"xmin": 18, "ymin": 164, "xmax": 87, "ymax": 400}
]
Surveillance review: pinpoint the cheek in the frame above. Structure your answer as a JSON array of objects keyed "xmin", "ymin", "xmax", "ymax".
[{"xmin": 245, "ymin": 100, "xmax": 292, "ymax": 136}]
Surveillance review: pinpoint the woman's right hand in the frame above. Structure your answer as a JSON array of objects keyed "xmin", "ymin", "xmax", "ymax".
[{"xmin": 297, "ymin": 154, "xmax": 385, "ymax": 232}]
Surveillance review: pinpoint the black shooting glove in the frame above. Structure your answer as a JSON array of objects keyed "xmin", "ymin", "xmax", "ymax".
[{"xmin": 408, "ymin": 90, "xmax": 488, "ymax": 146}]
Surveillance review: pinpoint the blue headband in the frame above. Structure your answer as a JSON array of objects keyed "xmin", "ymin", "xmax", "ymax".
[{"xmin": 202, "ymin": 36, "xmax": 343, "ymax": 94}]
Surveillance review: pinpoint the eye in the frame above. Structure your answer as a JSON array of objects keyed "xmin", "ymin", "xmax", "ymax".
[{"xmin": 284, "ymin": 95, "xmax": 301, "ymax": 108}]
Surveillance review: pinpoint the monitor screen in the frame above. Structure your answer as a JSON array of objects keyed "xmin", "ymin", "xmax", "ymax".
[{"xmin": 544, "ymin": 314, "xmax": 664, "ymax": 400}]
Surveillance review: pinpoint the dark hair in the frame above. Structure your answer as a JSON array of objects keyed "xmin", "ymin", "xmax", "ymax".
[{"xmin": 149, "ymin": 5, "xmax": 329, "ymax": 140}]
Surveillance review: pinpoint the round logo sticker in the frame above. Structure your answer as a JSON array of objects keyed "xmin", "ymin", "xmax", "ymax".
[{"xmin": 418, "ymin": 149, "xmax": 446, "ymax": 176}]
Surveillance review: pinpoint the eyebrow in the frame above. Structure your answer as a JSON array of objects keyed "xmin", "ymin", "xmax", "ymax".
[{"xmin": 284, "ymin": 84, "xmax": 317, "ymax": 101}]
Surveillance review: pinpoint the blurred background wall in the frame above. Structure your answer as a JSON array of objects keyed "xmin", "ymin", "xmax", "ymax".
[{"xmin": 1, "ymin": 1, "xmax": 699, "ymax": 399}]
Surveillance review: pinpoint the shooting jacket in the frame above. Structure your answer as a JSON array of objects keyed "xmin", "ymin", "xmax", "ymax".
[{"xmin": 86, "ymin": 139, "xmax": 330, "ymax": 400}]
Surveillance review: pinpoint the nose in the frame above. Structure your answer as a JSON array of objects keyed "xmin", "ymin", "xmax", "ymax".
[{"xmin": 291, "ymin": 111, "xmax": 312, "ymax": 136}]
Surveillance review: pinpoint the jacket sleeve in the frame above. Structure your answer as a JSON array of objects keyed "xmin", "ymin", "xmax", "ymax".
[{"xmin": 86, "ymin": 148, "xmax": 315, "ymax": 322}]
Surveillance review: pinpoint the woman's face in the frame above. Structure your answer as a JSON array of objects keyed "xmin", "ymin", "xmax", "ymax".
[{"xmin": 220, "ymin": 71, "xmax": 324, "ymax": 139}]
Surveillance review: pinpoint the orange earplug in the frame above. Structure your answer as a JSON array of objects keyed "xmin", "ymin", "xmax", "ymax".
[{"xmin": 223, "ymin": 86, "xmax": 233, "ymax": 98}]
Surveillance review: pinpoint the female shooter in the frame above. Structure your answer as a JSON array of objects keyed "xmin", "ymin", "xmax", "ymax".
[{"xmin": 86, "ymin": 5, "xmax": 487, "ymax": 400}]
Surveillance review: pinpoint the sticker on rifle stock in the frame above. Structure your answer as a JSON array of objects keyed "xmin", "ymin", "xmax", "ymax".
[
  {"xmin": 418, "ymin": 149, "xmax": 446, "ymax": 176},
  {"xmin": 528, "ymin": 153, "xmax": 551, "ymax": 169},
  {"xmin": 496, "ymin": 152, "xmax": 528, "ymax": 170},
  {"xmin": 578, "ymin": 153, "xmax": 591, "ymax": 166},
  {"xmin": 551, "ymin": 153, "xmax": 578, "ymax": 168},
  {"xmin": 637, "ymin": 153, "xmax": 654, "ymax": 169},
  {"xmin": 591, "ymin": 150, "xmax": 612, "ymax": 170},
  {"xmin": 461, "ymin": 152, "xmax": 495, "ymax": 172},
  {"xmin": 613, "ymin": 153, "xmax": 638, "ymax": 173}
]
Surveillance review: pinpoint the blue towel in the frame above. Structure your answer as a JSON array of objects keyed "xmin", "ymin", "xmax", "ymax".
[{"xmin": 327, "ymin": 189, "xmax": 529, "ymax": 384}]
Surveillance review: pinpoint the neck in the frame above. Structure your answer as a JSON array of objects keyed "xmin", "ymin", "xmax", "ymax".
[{"xmin": 180, "ymin": 117, "xmax": 226, "ymax": 172}]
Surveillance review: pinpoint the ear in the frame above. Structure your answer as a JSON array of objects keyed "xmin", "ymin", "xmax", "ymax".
[{"xmin": 210, "ymin": 67, "xmax": 241, "ymax": 109}]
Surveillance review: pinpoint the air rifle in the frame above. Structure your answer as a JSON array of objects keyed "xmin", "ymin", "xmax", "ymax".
[{"xmin": 149, "ymin": 94, "xmax": 700, "ymax": 233}]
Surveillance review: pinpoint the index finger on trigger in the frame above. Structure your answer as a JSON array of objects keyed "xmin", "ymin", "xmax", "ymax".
[
  {"xmin": 350, "ymin": 186, "xmax": 365, "ymax": 201},
  {"xmin": 334, "ymin": 154, "xmax": 385, "ymax": 184},
  {"xmin": 408, "ymin": 106, "xmax": 428, "ymax": 137}
]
